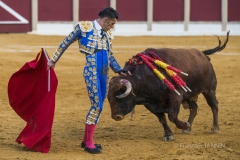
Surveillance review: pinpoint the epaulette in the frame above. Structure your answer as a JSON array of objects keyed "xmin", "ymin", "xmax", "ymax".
[
  {"xmin": 79, "ymin": 21, "xmax": 93, "ymax": 32},
  {"xmin": 107, "ymin": 29, "xmax": 114, "ymax": 39}
]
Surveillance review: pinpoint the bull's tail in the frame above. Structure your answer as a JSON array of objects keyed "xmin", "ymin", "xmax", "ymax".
[{"xmin": 202, "ymin": 30, "xmax": 230, "ymax": 55}]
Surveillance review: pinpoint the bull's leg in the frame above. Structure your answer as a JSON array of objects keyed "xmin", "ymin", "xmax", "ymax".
[
  {"xmin": 144, "ymin": 103, "xmax": 173, "ymax": 141},
  {"xmin": 202, "ymin": 91, "xmax": 219, "ymax": 133},
  {"xmin": 168, "ymin": 96, "xmax": 190, "ymax": 130},
  {"xmin": 182, "ymin": 100, "xmax": 198, "ymax": 134},
  {"xmin": 156, "ymin": 112, "xmax": 174, "ymax": 141}
]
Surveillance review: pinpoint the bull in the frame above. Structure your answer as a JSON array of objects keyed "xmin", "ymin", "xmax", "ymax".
[{"xmin": 107, "ymin": 31, "xmax": 229, "ymax": 141}]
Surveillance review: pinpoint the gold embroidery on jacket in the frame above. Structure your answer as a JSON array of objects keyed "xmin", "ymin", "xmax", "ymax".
[
  {"xmin": 57, "ymin": 48, "xmax": 62, "ymax": 53},
  {"xmin": 107, "ymin": 29, "xmax": 114, "ymax": 39},
  {"xmin": 79, "ymin": 21, "xmax": 93, "ymax": 32},
  {"xmin": 79, "ymin": 24, "xmax": 109, "ymax": 54}
]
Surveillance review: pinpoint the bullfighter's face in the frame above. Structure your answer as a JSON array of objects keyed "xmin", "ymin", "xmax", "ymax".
[{"xmin": 102, "ymin": 18, "xmax": 117, "ymax": 31}]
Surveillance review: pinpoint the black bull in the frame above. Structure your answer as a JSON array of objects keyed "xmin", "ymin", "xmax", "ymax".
[{"xmin": 107, "ymin": 31, "xmax": 229, "ymax": 141}]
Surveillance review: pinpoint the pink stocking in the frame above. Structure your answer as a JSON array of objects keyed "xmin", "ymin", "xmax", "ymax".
[{"xmin": 83, "ymin": 124, "xmax": 96, "ymax": 149}]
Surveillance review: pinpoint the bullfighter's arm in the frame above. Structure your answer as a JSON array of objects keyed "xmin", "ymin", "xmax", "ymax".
[
  {"xmin": 109, "ymin": 54, "xmax": 122, "ymax": 73},
  {"xmin": 51, "ymin": 24, "xmax": 82, "ymax": 63}
]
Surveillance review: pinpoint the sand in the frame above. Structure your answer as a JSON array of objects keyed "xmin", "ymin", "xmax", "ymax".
[{"xmin": 0, "ymin": 33, "xmax": 239, "ymax": 159}]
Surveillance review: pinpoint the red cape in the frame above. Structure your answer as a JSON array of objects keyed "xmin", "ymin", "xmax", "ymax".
[{"xmin": 8, "ymin": 48, "xmax": 58, "ymax": 153}]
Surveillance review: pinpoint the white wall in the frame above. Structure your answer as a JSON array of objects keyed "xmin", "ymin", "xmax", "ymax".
[{"xmin": 30, "ymin": 22, "xmax": 240, "ymax": 36}]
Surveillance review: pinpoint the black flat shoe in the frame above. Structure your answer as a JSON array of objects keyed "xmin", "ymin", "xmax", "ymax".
[
  {"xmin": 84, "ymin": 146, "xmax": 102, "ymax": 154},
  {"xmin": 81, "ymin": 142, "xmax": 103, "ymax": 150}
]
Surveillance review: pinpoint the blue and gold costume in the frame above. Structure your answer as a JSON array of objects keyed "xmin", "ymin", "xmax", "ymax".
[{"xmin": 52, "ymin": 21, "xmax": 122, "ymax": 124}]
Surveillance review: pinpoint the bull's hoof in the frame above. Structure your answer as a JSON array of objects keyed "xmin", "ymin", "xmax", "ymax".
[
  {"xmin": 180, "ymin": 121, "xmax": 191, "ymax": 130},
  {"xmin": 210, "ymin": 126, "xmax": 219, "ymax": 134},
  {"xmin": 185, "ymin": 122, "xmax": 190, "ymax": 128},
  {"xmin": 182, "ymin": 128, "xmax": 191, "ymax": 134},
  {"xmin": 163, "ymin": 135, "xmax": 174, "ymax": 141}
]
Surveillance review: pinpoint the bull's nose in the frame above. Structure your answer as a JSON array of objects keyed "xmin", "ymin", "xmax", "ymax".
[{"xmin": 112, "ymin": 114, "xmax": 124, "ymax": 121}]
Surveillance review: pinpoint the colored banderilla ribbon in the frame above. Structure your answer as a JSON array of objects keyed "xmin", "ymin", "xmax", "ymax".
[{"xmin": 136, "ymin": 51, "xmax": 191, "ymax": 95}]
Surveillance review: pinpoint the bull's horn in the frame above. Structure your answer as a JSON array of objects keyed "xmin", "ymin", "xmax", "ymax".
[{"xmin": 116, "ymin": 79, "xmax": 132, "ymax": 98}]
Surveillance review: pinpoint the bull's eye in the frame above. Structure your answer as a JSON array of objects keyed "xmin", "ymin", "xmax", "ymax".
[
  {"xmin": 120, "ymin": 86, "xmax": 126, "ymax": 92},
  {"xmin": 116, "ymin": 87, "xmax": 126, "ymax": 97}
]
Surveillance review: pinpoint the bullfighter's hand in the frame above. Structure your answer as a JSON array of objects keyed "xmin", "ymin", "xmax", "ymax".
[
  {"xmin": 118, "ymin": 69, "xmax": 132, "ymax": 76},
  {"xmin": 47, "ymin": 60, "xmax": 56, "ymax": 70}
]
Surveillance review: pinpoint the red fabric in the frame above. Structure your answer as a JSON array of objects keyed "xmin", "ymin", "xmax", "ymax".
[{"xmin": 8, "ymin": 48, "xmax": 58, "ymax": 153}]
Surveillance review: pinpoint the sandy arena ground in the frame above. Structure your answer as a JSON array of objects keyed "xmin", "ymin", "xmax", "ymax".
[{"xmin": 0, "ymin": 33, "xmax": 240, "ymax": 160}]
